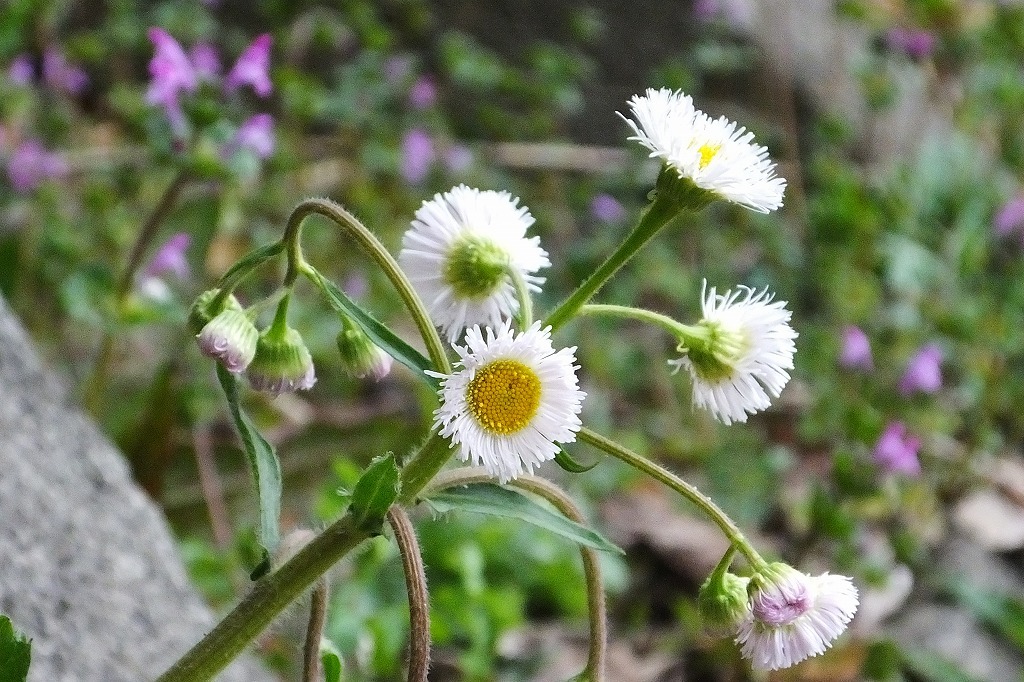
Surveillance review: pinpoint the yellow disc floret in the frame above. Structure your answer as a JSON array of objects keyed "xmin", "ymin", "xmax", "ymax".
[
  {"xmin": 698, "ymin": 142, "xmax": 721, "ymax": 170},
  {"xmin": 466, "ymin": 359, "xmax": 542, "ymax": 435}
]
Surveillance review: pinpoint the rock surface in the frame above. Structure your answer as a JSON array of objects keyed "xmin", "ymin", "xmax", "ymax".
[{"xmin": 0, "ymin": 295, "xmax": 272, "ymax": 682}]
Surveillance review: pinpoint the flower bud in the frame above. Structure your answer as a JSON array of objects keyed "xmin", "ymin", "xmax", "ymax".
[
  {"xmin": 247, "ymin": 326, "xmax": 316, "ymax": 395},
  {"xmin": 336, "ymin": 325, "xmax": 393, "ymax": 381},
  {"xmin": 698, "ymin": 568, "xmax": 750, "ymax": 636},
  {"xmin": 196, "ymin": 309, "xmax": 258, "ymax": 373},
  {"xmin": 188, "ymin": 288, "xmax": 242, "ymax": 336}
]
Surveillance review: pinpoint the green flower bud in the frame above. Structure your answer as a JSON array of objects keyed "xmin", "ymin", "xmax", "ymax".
[
  {"xmin": 188, "ymin": 289, "xmax": 242, "ymax": 336},
  {"xmin": 336, "ymin": 324, "xmax": 393, "ymax": 381},
  {"xmin": 247, "ymin": 326, "xmax": 316, "ymax": 395},
  {"xmin": 698, "ymin": 569, "xmax": 750, "ymax": 637}
]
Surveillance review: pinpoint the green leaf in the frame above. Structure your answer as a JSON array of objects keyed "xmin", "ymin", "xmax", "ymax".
[
  {"xmin": 216, "ymin": 365, "xmax": 282, "ymax": 559},
  {"xmin": 304, "ymin": 267, "xmax": 438, "ymax": 387},
  {"xmin": 901, "ymin": 646, "xmax": 980, "ymax": 682},
  {"xmin": 349, "ymin": 453, "xmax": 400, "ymax": 533},
  {"xmin": 425, "ymin": 483, "xmax": 623, "ymax": 554},
  {"xmin": 0, "ymin": 615, "xmax": 31, "ymax": 682},
  {"xmin": 948, "ymin": 580, "xmax": 1024, "ymax": 652},
  {"xmin": 554, "ymin": 446, "xmax": 599, "ymax": 473},
  {"xmin": 321, "ymin": 641, "xmax": 344, "ymax": 682}
]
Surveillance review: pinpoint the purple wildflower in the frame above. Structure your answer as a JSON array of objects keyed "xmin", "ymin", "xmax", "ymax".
[
  {"xmin": 146, "ymin": 28, "xmax": 198, "ymax": 108},
  {"xmin": 145, "ymin": 233, "xmax": 191, "ymax": 280},
  {"xmin": 995, "ymin": 196, "xmax": 1024, "ymax": 238},
  {"xmin": 409, "ymin": 76, "xmax": 437, "ymax": 109},
  {"xmin": 383, "ymin": 56, "xmax": 413, "ymax": 84},
  {"xmin": 9, "ymin": 54, "xmax": 34, "ymax": 86},
  {"xmin": 400, "ymin": 128, "xmax": 434, "ymax": 184},
  {"xmin": 886, "ymin": 27, "xmax": 936, "ymax": 59},
  {"xmin": 590, "ymin": 193, "xmax": 626, "ymax": 223},
  {"xmin": 873, "ymin": 421, "xmax": 921, "ymax": 475},
  {"xmin": 693, "ymin": 0, "xmax": 754, "ymax": 27},
  {"xmin": 190, "ymin": 43, "xmax": 221, "ymax": 83},
  {"xmin": 6, "ymin": 140, "xmax": 69, "ymax": 193},
  {"xmin": 839, "ymin": 325, "xmax": 873, "ymax": 371},
  {"xmin": 229, "ymin": 113, "xmax": 275, "ymax": 159},
  {"xmin": 225, "ymin": 33, "xmax": 272, "ymax": 97},
  {"xmin": 43, "ymin": 48, "xmax": 87, "ymax": 95},
  {"xmin": 899, "ymin": 343, "xmax": 942, "ymax": 396},
  {"xmin": 443, "ymin": 144, "xmax": 473, "ymax": 173}
]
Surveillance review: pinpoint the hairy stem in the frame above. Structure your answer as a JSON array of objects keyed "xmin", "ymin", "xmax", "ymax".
[
  {"xmin": 424, "ymin": 469, "xmax": 607, "ymax": 680},
  {"xmin": 302, "ymin": 579, "xmax": 329, "ymax": 682},
  {"xmin": 387, "ymin": 507, "xmax": 430, "ymax": 682},
  {"xmin": 577, "ymin": 427, "xmax": 766, "ymax": 570}
]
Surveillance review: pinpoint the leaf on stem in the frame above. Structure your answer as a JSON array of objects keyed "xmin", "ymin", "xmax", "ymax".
[
  {"xmin": 303, "ymin": 266, "xmax": 439, "ymax": 388},
  {"xmin": 350, "ymin": 453, "xmax": 401, "ymax": 534},
  {"xmin": 555, "ymin": 446, "xmax": 599, "ymax": 473},
  {"xmin": 216, "ymin": 364, "xmax": 282, "ymax": 566},
  {"xmin": 321, "ymin": 642, "xmax": 344, "ymax": 682},
  {"xmin": 0, "ymin": 615, "xmax": 31, "ymax": 682},
  {"xmin": 424, "ymin": 482, "xmax": 623, "ymax": 554}
]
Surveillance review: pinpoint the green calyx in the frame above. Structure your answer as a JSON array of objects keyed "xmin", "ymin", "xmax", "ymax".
[
  {"xmin": 188, "ymin": 288, "xmax": 243, "ymax": 336},
  {"xmin": 655, "ymin": 165, "xmax": 717, "ymax": 212},
  {"xmin": 443, "ymin": 235, "xmax": 510, "ymax": 299},
  {"xmin": 250, "ymin": 327, "xmax": 314, "ymax": 381},
  {"xmin": 697, "ymin": 555, "xmax": 751, "ymax": 636},
  {"xmin": 336, "ymin": 321, "xmax": 391, "ymax": 380},
  {"xmin": 677, "ymin": 320, "xmax": 747, "ymax": 382}
]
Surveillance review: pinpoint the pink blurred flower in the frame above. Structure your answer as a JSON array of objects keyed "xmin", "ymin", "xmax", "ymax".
[
  {"xmin": 839, "ymin": 325, "xmax": 873, "ymax": 371},
  {"xmin": 400, "ymin": 128, "xmax": 434, "ymax": 184},
  {"xmin": 898, "ymin": 343, "xmax": 942, "ymax": 396},
  {"xmin": 693, "ymin": 0, "xmax": 754, "ymax": 27},
  {"xmin": 225, "ymin": 33, "xmax": 272, "ymax": 97},
  {"xmin": 383, "ymin": 56, "xmax": 413, "ymax": 84},
  {"xmin": 144, "ymin": 233, "xmax": 191, "ymax": 280},
  {"xmin": 146, "ymin": 28, "xmax": 197, "ymax": 108},
  {"xmin": 443, "ymin": 144, "xmax": 473, "ymax": 172},
  {"xmin": 873, "ymin": 422, "xmax": 921, "ymax": 475},
  {"xmin": 6, "ymin": 140, "xmax": 68, "ymax": 193},
  {"xmin": 43, "ymin": 48, "xmax": 87, "ymax": 95},
  {"xmin": 8, "ymin": 54, "xmax": 34, "ymax": 86},
  {"xmin": 886, "ymin": 27, "xmax": 936, "ymax": 59},
  {"xmin": 995, "ymin": 196, "xmax": 1024, "ymax": 239},
  {"xmin": 229, "ymin": 113, "xmax": 275, "ymax": 159},
  {"xmin": 190, "ymin": 43, "xmax": 221, "ymax": 83},
  {"xmin": 409, "ymin": 76, "xmax": 437, "ymax": 109},
  {"xmin": 590, "ymin": 193, "xmax": 626, "ymax": 223}
]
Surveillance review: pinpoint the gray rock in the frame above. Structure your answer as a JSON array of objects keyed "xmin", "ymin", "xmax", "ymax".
[{"xmin": 0, "ymin": 296, "xmax": 273, "ymax": 682}]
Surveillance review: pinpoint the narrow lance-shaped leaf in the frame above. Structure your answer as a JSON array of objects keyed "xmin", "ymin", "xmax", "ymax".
[
  {"xmin": 304, "ymin": 266, "xmax": 438, "ymax": 388},
  {"xmin": 216, "ymin": 364, "xmax": 282, "ymax": 564},
  {"xmin": 349, "ymin": 453, "xmax": 401, "ymax": 534},
  {"xmin": 0, "ymin": 615, "xmax": 31, "ymax": 682},
  {"xmin": 425, "ymin": 482, "xmax": 623, "ymax": 554},
  {"xmin": 555, "ymin": 446, "xmax": 599, "ymax": 473}
]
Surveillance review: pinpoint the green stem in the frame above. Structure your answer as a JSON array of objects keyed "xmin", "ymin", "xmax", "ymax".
[
  {"xmin": 281, "ymin": 197, "xmax": 451, "ymax": 375},
  {"xmin": 397, "ymin": 431, "xmax": 454, "ymax": 506},
  {"xmin": 507, "ymin": 265, "xmax": 534, "ymax": 330},
  {"xmin": 577, "ymin": 427, "xmax": 767, "ymax": 571},
  {"xmin": 543, "ymin": 189, "xmax": 681, "ymax": 332},
  {"xmin": 424, "ymin": 468, "xmax": 607, "ymax": 681},
  {"xmin": 210, "ymin": 241, "xmax": 286, "ymax": 310},
  {"xmin": 156, "ymin": 515, "xmax": 371, "ymax": 682},
  {"xmin": 579, "ymin": 304, "xmax": 693, "ymax": 338},
  {"xmin": 301, "ymin": 578, "xmax": 329, "ymax": 682}
]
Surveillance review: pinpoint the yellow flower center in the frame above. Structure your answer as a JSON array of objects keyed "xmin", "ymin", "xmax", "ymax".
[
  {"xmin": 466, "ymin": 359, "xmax": 542, "ymax": 435},
  {"xmin": 697, "ymin": 142, "xmax": 721, "ymax": 170}
]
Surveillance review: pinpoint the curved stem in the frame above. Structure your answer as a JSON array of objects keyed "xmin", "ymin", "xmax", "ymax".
[
  {"xmin": 507, "ymin": 266, "xmax": 534, "ymax": 330},
  {"xmin": 156, "ymin": 515, "xmax": 372, "ymax": 682},
  {"xmin": 210, "ymin": 241, "xmax": 286, "ymax": 310},
  {"xmin": 387, "ymin": 507, "xmax": 431, "ymax": 682},
  {"xmin": 543, "ymin": 189, "xmax": 681, "ymax": 332},
  {"xmin": 424, "ymin": 468, "xmax": 607, "ymax": 681},
  {"xmin": 577, "ymin": 427, "xmax": 767, "ymax": 571},
  {"xmin": 302, "ymin": 578, "xmax": 329, "ymax": 682},
  {"xmin": 281, "ymin": 198, "xmax": 451, "ymax": 375},
  {"xmin": 579, "ymin": 304, "xmax": 693, "ymax": 337}
]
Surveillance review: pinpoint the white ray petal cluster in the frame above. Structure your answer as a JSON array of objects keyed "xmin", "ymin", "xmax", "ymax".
[
  {"xmin": 428, "ymin": 321, "xmax": 585, "ymax": 483},
  {"xmin": 399, "ymin": 185, "xmax": 550, "ymax": 342},
  {"xmin": 621, "ymin": 88, "xmax": 787, "ymax": 213}
]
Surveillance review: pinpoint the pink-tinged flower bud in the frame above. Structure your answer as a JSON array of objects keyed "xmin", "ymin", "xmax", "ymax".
[
  {"xmin": 197, "ymin": 309, "xmax": 259, "ymax": 373},
  {"xmin": 225, "ymin": 33, "xmax": 272, "ymax": 97},
  {"xmin": 873, "ymin": 421, "xmax": 921, "ymax": 476},
  {"xmin": 898, "ymin": 343, "xmax": 942, "ymax": 396},
  {"xmin": 839, "ymin": 325, "xmax": 872, "ymax": 371},
  {"xmin": 247, "ymin": 327, "xmax": 316, "ymax": 395},
  {"xmin": 336, "ymin": 325, "xmax": 393, "ymax": 381},
  {"xmin": 737, "ymin": 563, "xmax": 858, "ymax": 671}
]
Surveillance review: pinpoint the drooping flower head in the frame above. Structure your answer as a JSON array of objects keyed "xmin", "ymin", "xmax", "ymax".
[
  {"xmin": 873, "ymin": 421, "xmax": 921, "ymax": 476},
  {"xmin": 197, "ymin": 309, "xmax": 259, "ymax": 373},
  {"xmin": 698, "ymin": 567, "xmax": 751, "ymax": 636},
  {"xmin": 669, "ymin": 281, "xmax": 797, "ymax": 425},
  {"xmin": 898, "ymin": 343, "xmax": 942, "ymax": 396},
  {"xmin": 225, "ymin": 33, "xmax": 272, "ymax": 97},
  {"xmin": 429, "ymin": 321, "xmax": 585, "ymax": 483},
  {"xmin": 620, "ymin": 88, "xmax": 786, "ymax": 213},
  {"xmin": 399, "ymin": 185, "xmax": 550, "ymax": 342},
  {"xmin": 839, "ymin": 325, "xmax": 872, "ymax": 371},
  {"xmin": 737, "ymin": 563, "xmax": 858, "ymax": 671},
  {"xmin": 336, "ymin": 322, "xmax": 393, "ymax": 381},
  {"xmin": 247, "ymin": 326, "xmax": 317, "ymax": 395}
]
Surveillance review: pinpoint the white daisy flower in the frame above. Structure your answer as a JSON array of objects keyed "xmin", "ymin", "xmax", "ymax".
[
  {"xmin": 669, "ymin": 280, "xmax": 797, "ymax": 425},
  {"xmin": 399, "ymin": 185, "xmax": 550, "ymax": 343},
  {"xmin": 428, "ymin": 321, "xmax": 585, "ymax": 483},
  {"xmin": 737, "ymin": 563, "xmax": 858, "ymax": 671},
  {"xmin": 620, "ymin": 88, "xmax": 787, "ymax": 213}
]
